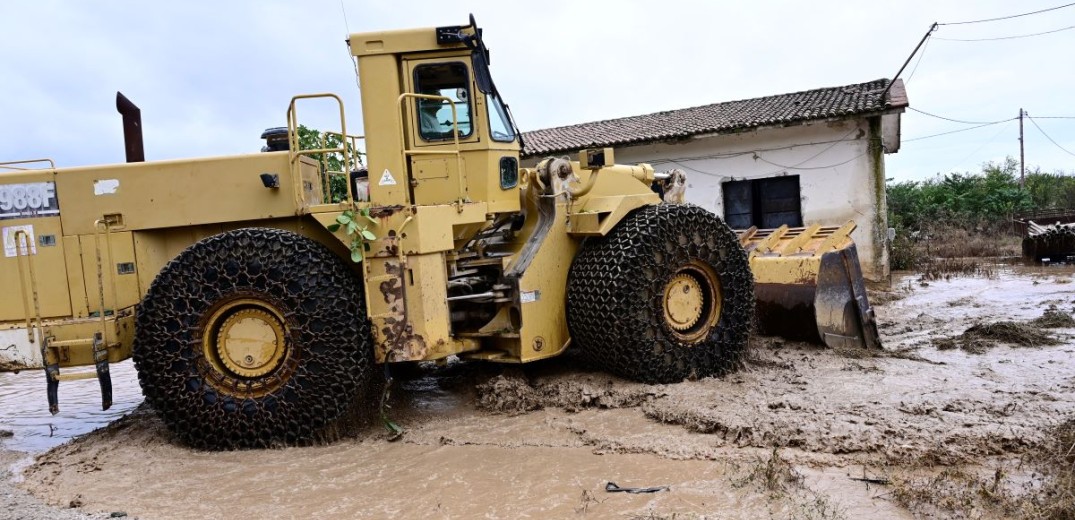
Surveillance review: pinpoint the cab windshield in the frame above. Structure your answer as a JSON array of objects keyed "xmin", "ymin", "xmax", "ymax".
[{"xmin": 487, "ymin": 93, "xmax": 515, "ymax": 142}]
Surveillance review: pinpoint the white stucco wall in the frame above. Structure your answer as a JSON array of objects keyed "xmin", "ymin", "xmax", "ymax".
[
  {"xmin": 611, "ymin": 119, "xmax": 888, "ymax": 280},
  {"xmin": 525, "ymin": 119, "xmax": 889, "ymax": 280}
]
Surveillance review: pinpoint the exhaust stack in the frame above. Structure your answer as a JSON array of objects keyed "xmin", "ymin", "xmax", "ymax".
[{"xmin": 115, "ymin": 92, "xmax": 144, "ymax": 163}]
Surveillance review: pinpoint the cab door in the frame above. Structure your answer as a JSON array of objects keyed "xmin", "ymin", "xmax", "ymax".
[{"xmin": 402, "ymin": 59, "xmax": 476, "ymax": 205}]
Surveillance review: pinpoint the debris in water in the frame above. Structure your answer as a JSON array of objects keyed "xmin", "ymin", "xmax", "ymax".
[
  {"xmin": 934, "ymin": 319, "xmax": 1060, "ymax": 353},
  {"xmin": 1031, "ymin": 305, "xmax": 1075, "ymax": 328},
  {"xmin": 605, "ymin": 482, "xmax": 670, "ymax": 494}
]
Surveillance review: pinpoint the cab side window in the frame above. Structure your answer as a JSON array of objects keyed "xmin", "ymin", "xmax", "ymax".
[{"xmin": 414, "ymin": 63, "xmax": 472, "ymax": 141}]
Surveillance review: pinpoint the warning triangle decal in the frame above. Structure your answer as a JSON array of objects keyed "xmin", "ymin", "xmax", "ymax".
[{"xmin": 378, "ymin": 169, "xmax": 397, "ymax": 186}]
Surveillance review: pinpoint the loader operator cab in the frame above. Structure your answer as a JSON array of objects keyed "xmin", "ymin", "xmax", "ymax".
[{"xmin": 349, "ymin": 14, "xmax": 523, "ymax": 210}]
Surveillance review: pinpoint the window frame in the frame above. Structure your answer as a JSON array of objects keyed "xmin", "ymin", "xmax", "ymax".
[
  {"xmin": 721, "ymin": 175, "xmax": 804, "ymax": 229},
  {"xmin": 412, "ymin": 61, "xmax": 475, "ymax": 142}
]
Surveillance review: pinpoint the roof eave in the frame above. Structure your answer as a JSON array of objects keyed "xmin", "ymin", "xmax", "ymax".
[{"xmin": 522, "ymin": 108, "xmax": 907, "ymax": 158}]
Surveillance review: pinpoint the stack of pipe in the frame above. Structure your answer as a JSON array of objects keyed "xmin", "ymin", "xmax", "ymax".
[{"xmin": 1023, "ymin": 220, "xmax": 1075, "ymax": 262}]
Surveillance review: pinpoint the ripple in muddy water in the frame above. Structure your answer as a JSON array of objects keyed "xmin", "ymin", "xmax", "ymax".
[{"xmin": 0, "ymin": 360, "xmax": 142, "ymax": 453}]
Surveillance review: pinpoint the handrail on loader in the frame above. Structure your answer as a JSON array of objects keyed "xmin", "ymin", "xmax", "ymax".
[
  {"xmin": 286, "ymin": 93, "xmax": 354, "ymax": 205},
  {"xmin": 14, "ymin": 230, "xmax": 42, "ymax": 346},
  {"xmin": 396, "ymin": 93, "xmax": 467, "ymax": 204},
  {"xmin": 0, "ymin": 158, "xmax": 56, "ymax": 172}
]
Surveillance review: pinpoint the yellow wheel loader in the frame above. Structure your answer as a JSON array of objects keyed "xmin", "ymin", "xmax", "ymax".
[{"xmin": 0, "ymin": 16, "xmax": 878, "ymax": 450}]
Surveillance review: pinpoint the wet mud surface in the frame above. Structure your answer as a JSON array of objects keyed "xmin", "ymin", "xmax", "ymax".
[{"xmin": 4, "ymin": 265, "xmax": 1075, "ymax": 518}]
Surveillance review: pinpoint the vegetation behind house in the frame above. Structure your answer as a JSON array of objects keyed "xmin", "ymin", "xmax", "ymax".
[{"xmin": 887, "ymin": 157, "xmax": 1075, "ymax": 270}]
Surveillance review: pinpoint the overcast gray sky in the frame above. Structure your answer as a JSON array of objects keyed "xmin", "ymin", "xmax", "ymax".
[{"xmin": 2, "ymin": 0, "xmax": 1072, "ymax": 182}]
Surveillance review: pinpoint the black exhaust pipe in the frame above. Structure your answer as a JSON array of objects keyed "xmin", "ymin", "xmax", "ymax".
[{"xmin": 115, "ymin": 92, "xmax": 144, "ymax": 163}]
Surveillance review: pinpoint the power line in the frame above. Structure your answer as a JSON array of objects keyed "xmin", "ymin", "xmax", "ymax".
[
  {"xmin": 908, "ymin": 107, "xmax": 1011, "ymax": 125},
  {"xmin": 1035, "ymin": 116, "xmax": 1075, "ymax": 119},
  {"xmin": 338, "ymin": 0, "xmax": 350, "ymax": 33},
  {"xmin": 646, "ymin": 133, "xmax": 860, "ymax": 164},
  {"xmin": 904, "ymin": 119, "xmax": 1017, "ymax": 142},
  {"xmin": 942, "ymin": 120, "xmax": 1016, "ymax": 173},
  {"xmin": 780, "ymin": 133, "xmax": 850, "ymax": 166},
  {"xmin": 753, "ymin": 151, "xmax": 869, "ymax": 171},
  {"xmin": 658, "ymin": 151, "xmax": 871, "ymax": 179},
  {"xmin": 1028, "ymin": 115, "xmax": 1075, "ymax": 157},
  {"xmin": 904, "ymin": 36, "xmax": 932, "ymax": 84},
  {"xmin": 938, "ymin": 2, "xmax": 1075, "ymax": 25},
  {"xmin": 650, "ymin": 129, "xmax": 866, "ymax": 178},
  {"xmin": 934, "ymin": 24, "xmax": 1075, "ymax": 41}
]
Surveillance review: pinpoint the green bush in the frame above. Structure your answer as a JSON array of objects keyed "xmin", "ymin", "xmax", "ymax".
[
  {"xmin": 296, "ymin": 125, "xmax": 364, "ymax": 203},
  {"xmin": 887, "ymin": 157, "xmax": 1072, "ymax": 268}
]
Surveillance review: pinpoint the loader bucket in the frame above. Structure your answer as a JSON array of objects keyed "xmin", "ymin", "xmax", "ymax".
[{"xmin": 739, "ymin": 222, "xmax": 881, "ymax": 350}]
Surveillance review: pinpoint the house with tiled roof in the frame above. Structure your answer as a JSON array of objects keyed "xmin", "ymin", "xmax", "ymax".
[{"xmin": 521, "ymin": 79, "xmax": 908, "ymax": 281}]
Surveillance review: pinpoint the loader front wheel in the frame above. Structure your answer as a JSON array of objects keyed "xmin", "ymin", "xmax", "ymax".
[
  {"xmin": 133, "ymin": 228, "xmax": 371, "ymax": 450},
  {"xmin": 567, "ymin": 204, "xmax": 754, "ymax": 384}
]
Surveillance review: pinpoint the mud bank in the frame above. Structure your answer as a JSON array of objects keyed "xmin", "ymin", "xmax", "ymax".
[
  {"xmin": 0, "ymin": 447, "xmax": 110, "ymax": 520},
  {"xmin": 9, "ymin": 266, "xmax": 1075, "ymax": 519}
]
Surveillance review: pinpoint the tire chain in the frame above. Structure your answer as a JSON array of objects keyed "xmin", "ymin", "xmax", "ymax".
[
  {"xmin": 133, "ymin": 228, "xmax": 371, "ymax": 450},
  {"xmin": 567, "ymin": 204, "xmax": 755, "ymax": 384}
]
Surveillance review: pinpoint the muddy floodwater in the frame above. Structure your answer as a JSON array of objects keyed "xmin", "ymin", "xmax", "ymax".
[
  {"xmin": 3, "ymin": 265, "xmax": 1075, "ymax": 518},
  {"xmin": 0, "ymin": 361, "xmax": 141, "ymax": 454}
]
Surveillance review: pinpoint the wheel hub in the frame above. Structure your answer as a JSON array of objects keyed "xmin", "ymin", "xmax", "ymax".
[
  {"xmin": 661, "ymin": 262, "xmax": 723, "ymax": 343},
  {"xmin": 664, "ymin": 274, "xmax": 704, "ymax": 331},
  {"xmin": 199, "ymin": 296, "xmax": 292, "ymax": 386},
  {"xmin": 215, "ymin": 308, "xmax": 286, "ymax": 378}
]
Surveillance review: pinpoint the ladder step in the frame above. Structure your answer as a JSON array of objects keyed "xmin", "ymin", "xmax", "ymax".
[
  {"xmin": 43, "ymin": 333, "xmax": 112, "ymax": 413},
  {"xmin": 49, "ymin": 338, "xmax": 96, "ymax": 348},
  {"xmin": 54, "ymin": 371, "xmax": 99, "ymax": 382}
]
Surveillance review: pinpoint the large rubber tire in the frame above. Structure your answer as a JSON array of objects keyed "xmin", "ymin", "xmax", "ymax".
[
  {"xmin": 567, "ymin": 204, "xmax": 754, "ymax": 384},
  {"xmin": 133, "ymin": 228, "xmax": 371, "ymax": 450}
]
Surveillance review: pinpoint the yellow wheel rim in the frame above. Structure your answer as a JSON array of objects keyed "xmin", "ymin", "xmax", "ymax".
[
  {"xmin": 215, "ymin": 308, "xmax": 286, "ymax": 378},
  {"xmin": 200, "ymin": 298, "xmax": 293, "ymax": 395},
  {"xmin": 662, "ymin": 261, "xmax": 723, "ymax": 343},
  {"xmin": 664, "ymin": 273, "xmax": 705, "ymax": 331}
]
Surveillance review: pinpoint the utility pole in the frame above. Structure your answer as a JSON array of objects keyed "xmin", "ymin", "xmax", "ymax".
[{"xmin": 1019, "ymin": 108, "xmax": 1025, "ymax": 188}]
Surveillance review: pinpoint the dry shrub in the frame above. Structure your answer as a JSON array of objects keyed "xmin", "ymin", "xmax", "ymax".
[
  {"xmin": 733, "ymin": 448, "xmax": 803, "ymax": 496},
  {"xmin": 893, "ymin": 223, "xmax": 1021, "ymax": 272},
  {"xmin": 1025, "ymin": 420, "xmax": 1075, "ymax": 519},
  {"xmin": 918, "ymin": 257, "xmax": 996, "ymax": 281},
  {"xmin": 891, "ymin": 466, "xmax": 1027, "ymax": 519},
  {"xmin": 727, "ymin": 449, "xmax": 847, "ymax": 520},
  {"xmin": 927, "ymin": 226, "xmax": 1022, "ymax": 259},
  {"xmin": 891, "ymin": 420, "xmax": 1075, "ymax": 519}
]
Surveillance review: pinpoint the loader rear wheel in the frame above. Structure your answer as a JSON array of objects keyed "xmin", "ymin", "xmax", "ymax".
[
  {"xmin": 567, "ymin": 204, "xmax": 754, "ymax": 384},
  {"xmin": 133, "ymin": 228, "xmax": 371, "ymax": 450}
]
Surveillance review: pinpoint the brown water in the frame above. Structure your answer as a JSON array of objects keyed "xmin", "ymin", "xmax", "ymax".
[
  {"xmin": 10, "ymin": 265, "xmax": 1075, "ymax": 518},
  {"xmin": 0, "ymin": 360, "xmax": 142, "ymax": 453}
]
